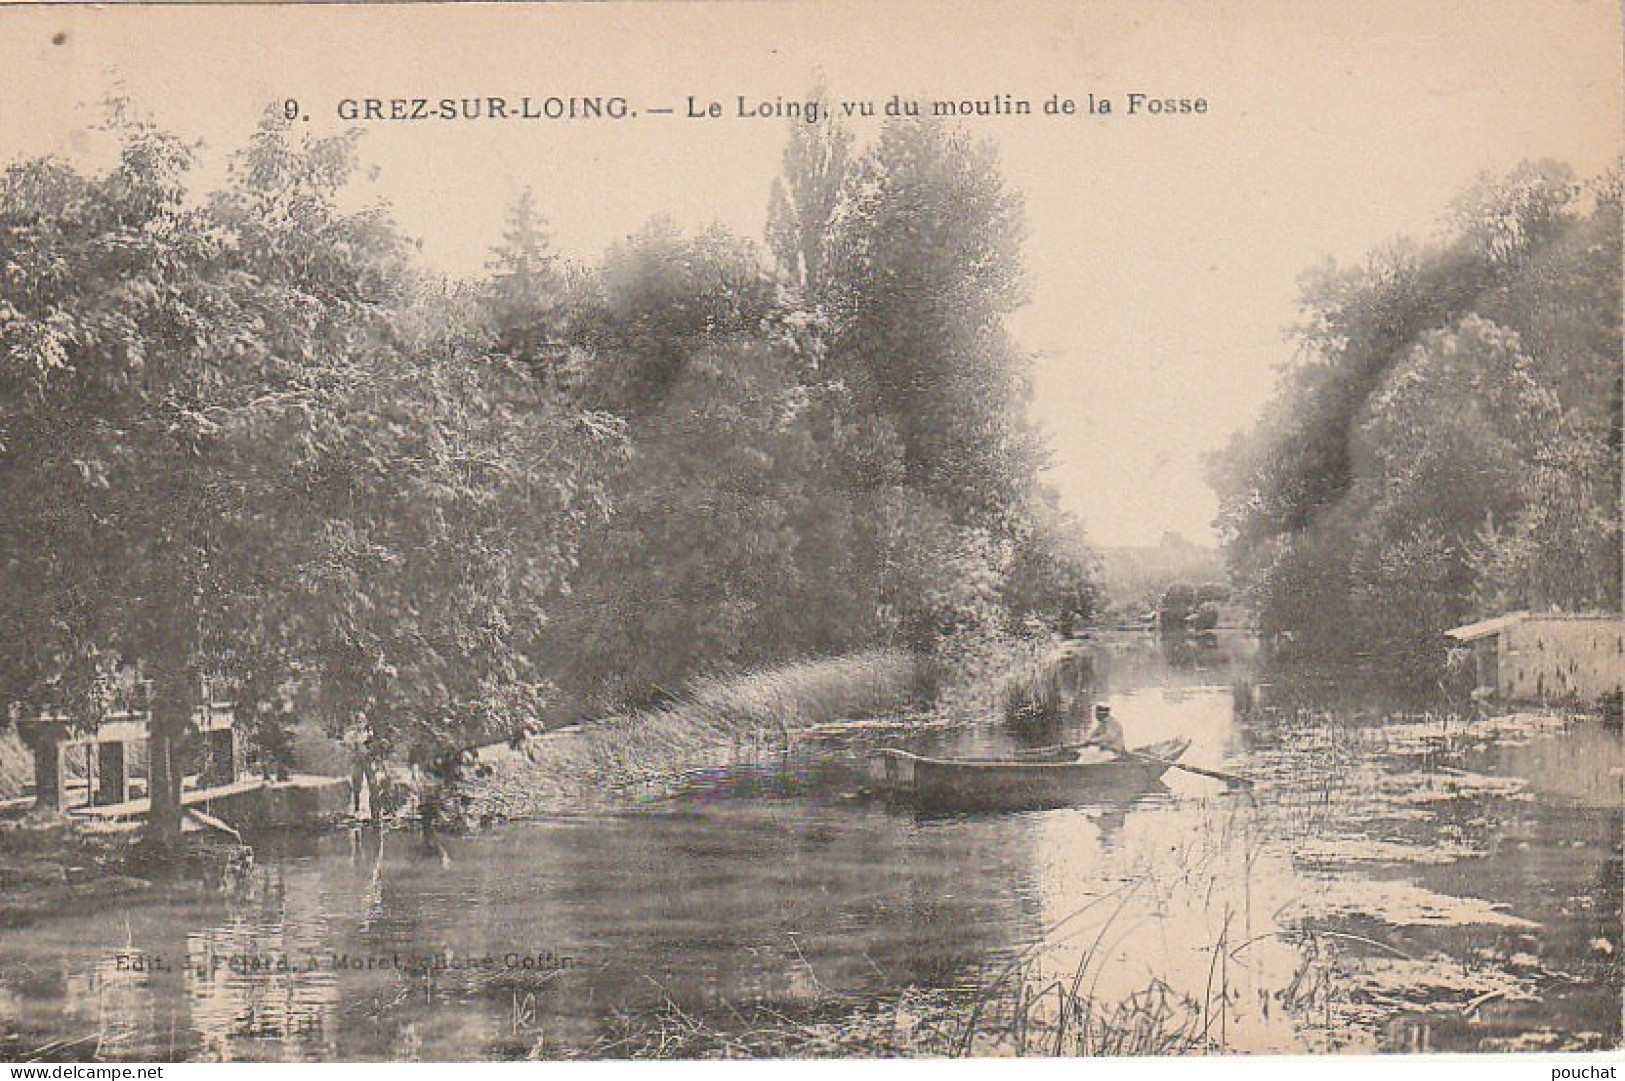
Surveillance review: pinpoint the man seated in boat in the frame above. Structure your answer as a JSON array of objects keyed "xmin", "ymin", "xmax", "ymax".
[{"xmin": 1077, "ymin": 704, "xmax": 1127, "ymax": 761}]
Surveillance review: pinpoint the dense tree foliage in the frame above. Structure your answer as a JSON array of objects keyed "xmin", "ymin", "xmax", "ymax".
[
  {"xmin": 766, "ymin": 82, "xmax": 850, "ymax": 303},
  {"xmin": 0, "ymin": 105, "xmax": 1099, "ymax": 840},
  {"xmin": 823, "ymin": 121, "xmax": 1044, "ymax": 527},
  {"xmin": 484, "ymin": 187, "xmax": 567, "ymax": 374},
  {"xmin": 0, "ymin": 111, "xmax": 620, "ymax": 841},
  {"xmin": 530, "ymin": 116, "xmax": 1097, "ymax": 717},
  {"xmin": 1208, "ymin": 162, "xmax": 1622, "ymax": 690}
]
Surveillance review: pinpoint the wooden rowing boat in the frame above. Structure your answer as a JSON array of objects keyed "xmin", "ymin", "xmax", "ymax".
[{"xmin": 878, "ymin": 736, "xmax": 1192, "ymax": 812}]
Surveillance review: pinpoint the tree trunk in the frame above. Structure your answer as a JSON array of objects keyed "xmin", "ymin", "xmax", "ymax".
[{"xmin": 144, "ymin": 665, "xmax": 193, "ymax": 851}]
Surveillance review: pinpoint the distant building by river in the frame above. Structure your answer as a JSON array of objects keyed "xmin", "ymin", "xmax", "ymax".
[
  {"xmin": 3, "ymin": 692, "xmax": 350, "ymax": 831},
  {"xmin": 1097, "ymin": 532, "xmax": 1224, "ymax": 609},
  {"xmin": 1446, "ymin": 611, "xmax": 1624, "ymax": 706}
]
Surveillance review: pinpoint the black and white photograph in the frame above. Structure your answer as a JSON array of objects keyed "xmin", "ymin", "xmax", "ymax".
[{"xmin": 0, "ymin": 0, "xmax": 1619, "ymax": 1067}]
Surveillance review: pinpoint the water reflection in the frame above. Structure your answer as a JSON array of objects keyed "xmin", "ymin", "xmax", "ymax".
[{"xmin": 0, "ymin": 635, "xmax": 1617, "ymax": 1059}]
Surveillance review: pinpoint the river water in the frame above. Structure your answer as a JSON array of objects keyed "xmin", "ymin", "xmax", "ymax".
[{"xmin": 1, "ymin": 635, "xmax": 1619, "ymax": 1059}]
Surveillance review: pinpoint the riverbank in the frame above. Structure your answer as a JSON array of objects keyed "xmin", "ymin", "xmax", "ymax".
[
  {"xmin": 0, "ymin": 736, "xmax": 153, "ymax": 934},
  {"xmin": 0, "ymin": 819, "xmax": 152, "ymax": 931},
  {"xmin": 0, "ymin": 813, "xmax": 261, "ymax": 935},
  {"xmin": 0, "ymin": 647, "xmax": 934, "ymax": 847},
  {"xmin": 459, "ymin": 648, "xmax": 921, "ymax": 821}
]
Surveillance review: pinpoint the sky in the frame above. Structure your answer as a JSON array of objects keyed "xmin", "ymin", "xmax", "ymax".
[{"xmin": 1, "ymin": 1, "xmax": 1620, "ymax": 546}]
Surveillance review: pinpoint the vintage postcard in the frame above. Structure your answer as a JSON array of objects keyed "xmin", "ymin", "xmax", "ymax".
[{"xmin": 0, "ymin": 0, "xmax": 1620, "ymax": 1068}]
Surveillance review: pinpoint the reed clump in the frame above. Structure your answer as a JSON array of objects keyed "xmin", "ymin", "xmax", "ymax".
[
  {"xmin": 537, "ymin": 958, "xmax": 1217, "ymax": 1060},
  {"xmin": 466, "ymin": 649, "xmax": 918, "ymax": 820},
  {"xmin": 997, "ymin": 640, "xmax": 1093, "ymax": 731}
]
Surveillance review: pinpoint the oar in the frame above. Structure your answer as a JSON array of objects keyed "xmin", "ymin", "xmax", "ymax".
[{"xmin": 1124, "ymin": 749, "xmax": 1256, "ymax": 790}]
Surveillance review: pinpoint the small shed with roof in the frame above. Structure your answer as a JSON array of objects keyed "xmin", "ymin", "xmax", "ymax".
[{"xmin": 1445, "ymin": 611, "xmax": 1623, "ymax": 705}]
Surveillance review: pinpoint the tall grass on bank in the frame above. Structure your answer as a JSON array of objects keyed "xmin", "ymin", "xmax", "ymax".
[{"xmin": 464, "ymin": 649, "xmax": 918, "ymax": 820}]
